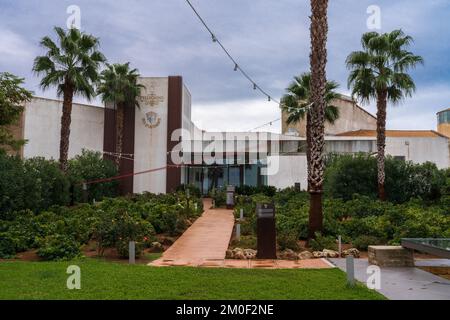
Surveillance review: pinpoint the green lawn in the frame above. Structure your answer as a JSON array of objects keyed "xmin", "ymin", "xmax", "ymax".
[{"xmin": 0, "ymin": 259, "xmax": 385, "ymax": 300}]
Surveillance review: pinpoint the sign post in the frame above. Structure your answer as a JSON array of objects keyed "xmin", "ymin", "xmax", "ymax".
[
  {"xmin": 226, "ymin": 185, "xmax": 235, "ymax": 209},
  {"xmin": 256, "ymin": 203, "xmax": 277, "ymax": 259}
]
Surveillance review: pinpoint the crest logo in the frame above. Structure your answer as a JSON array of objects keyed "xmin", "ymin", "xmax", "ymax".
[{"xmin": 143, "ymin": 111, "xmax": 161, "ymax": 128}]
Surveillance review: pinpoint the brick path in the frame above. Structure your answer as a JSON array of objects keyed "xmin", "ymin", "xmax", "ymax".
[{"xmin": 150, "ymin": 198, "xmax": 332, "ymax": 269}]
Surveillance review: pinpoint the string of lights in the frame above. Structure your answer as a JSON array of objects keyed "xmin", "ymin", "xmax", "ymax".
[{"xmin": 184, "ymin": 0, "xmax": 281, "ymax": 105}]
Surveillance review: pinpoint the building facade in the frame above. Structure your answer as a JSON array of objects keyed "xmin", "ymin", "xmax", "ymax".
[{"xmin": 12, "ymin": 76, "xmax": 450, "ymax": 195}]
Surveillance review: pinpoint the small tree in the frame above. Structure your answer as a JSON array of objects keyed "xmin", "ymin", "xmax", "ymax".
[{"xmin": 0, "ymin": 72, "xmax": 33, "ymax": 152}]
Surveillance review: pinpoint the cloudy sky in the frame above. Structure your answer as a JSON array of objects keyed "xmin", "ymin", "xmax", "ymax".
[{"xmin": 1, "ymin": 0, "xmax": 449, "ymax": 132}]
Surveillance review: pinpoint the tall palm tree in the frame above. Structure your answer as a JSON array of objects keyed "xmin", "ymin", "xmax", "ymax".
[
  {"xmin": 97, "ymin": 63, "xmax": 144, "ymax": 168},
  {"xmin": 308, "ymin": 0, "xmax": 329, "ymax": 239},
  {"xmin": 281, "ymin": 72, "xmax": 340, "ymax": 191},
  {"xmin": 346, "ymin": 30, "xmax": 423, "ymax": 200},
  {"xmin": 33, "ymin": 27, "xmax": 106, "ymax": 172}
]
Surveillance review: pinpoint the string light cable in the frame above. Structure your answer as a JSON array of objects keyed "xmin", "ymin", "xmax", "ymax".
[{"xmin": 184, "ymin": 0, "xmax": 280, "ymax": 105}]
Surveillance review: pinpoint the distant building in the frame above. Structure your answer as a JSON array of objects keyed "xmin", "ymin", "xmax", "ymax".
[
  {"xmin": 9, "ymin": 76, "xmax": 450, "ymax": 194},
  {"xmin": 437, "ymin": 108, "xmax": 450, "ymax": 138}
]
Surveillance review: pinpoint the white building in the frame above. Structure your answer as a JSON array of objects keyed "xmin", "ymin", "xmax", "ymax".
[{"xmin": 11, "ymin": 76, "xmax": 450, "ymax": 194}]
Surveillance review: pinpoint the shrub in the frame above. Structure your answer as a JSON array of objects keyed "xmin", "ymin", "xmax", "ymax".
[
  {"xmin": 236, "ymin": 185, "xmax": 277, "ymax": 197},
  {"xmin": 325, "ymin": 154, "xmax": 446, "ymax": 203},
  {"xmin": 352, "ymin": 235, "xmax": 384, "ymax": 250},
  {"xmin": 68, "ymin": 150, "xmax": 118, "ymax": 203},
  {"xmin": 309, "ymin": 232, "xmax": 337, "ymax": 251},
  {"xmin": 0, "ymin": 153, "xmax": 27, "ymax": 214},
  {"xmin": 277, "ymin": 232, "xmax": 299, "ymax": 251},
  {"xmin": 116, "ymin": 240, "xmax": 144, "ymax": 258},
  {"xmin": 176, "ymin": 184, "xmax": 202, "ymax": 198},
  {"xmin": 210, "ymin": 188, "xmax": 226, "ymax": 207},
  {"xmin": 0, "ymin": 233, "xmax": 17, "ymax": 258},
  {"xmin": 37, "ymin": 234, "xmax": 81, "ymax": 261}
]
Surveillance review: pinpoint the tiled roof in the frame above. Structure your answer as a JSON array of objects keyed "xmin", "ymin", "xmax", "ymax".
[{"xmin": 336, "ymin": 129, "xmax": 448, "ymax": 138}]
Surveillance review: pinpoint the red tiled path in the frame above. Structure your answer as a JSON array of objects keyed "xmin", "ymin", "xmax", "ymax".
[
  {"xmin": 150, "ymin": 198, "xmax": 332, "ymax": 269},
  {"xmin": 151, "ymin": 198, "xmax": 235, "ymax": 266}
]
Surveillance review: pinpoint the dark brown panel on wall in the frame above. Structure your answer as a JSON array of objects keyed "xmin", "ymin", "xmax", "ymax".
[
  {"xmin": 103, "ymin": 105, "xmax": 116, "ymax": 163},
  {"xmin": 120, "ymin": 103, "xmax": 136, "ymax": 195},
  {"xmin": 166, "ymin": 76, "xmax": 183, "ymax": 193}
]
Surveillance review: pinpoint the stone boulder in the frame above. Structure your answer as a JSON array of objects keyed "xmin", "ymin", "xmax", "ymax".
[
  {"xmin": 225, "ymin": 249, "xmax": 234, "ymax": 259},
  {"xmin": 312, "ymin": 251, "xmax": 324, "ymax": 258},
  {"xmin": 232, "ymin": 248, "xmax": 245, "ymax": 260},
  {"xmin": 342, "ymin": 248, "xmax": 360, "ymax": 258},
  {"xmin": 323, "ymin": 249, "xmax": 339, "ymax": 258},
  {"xmin": 298, "ymin": 251, "xmax": 313, "ymax": 260},
  {"xmin": 243, "ymin": 249, "xmax": 257, "ymax": 259}
]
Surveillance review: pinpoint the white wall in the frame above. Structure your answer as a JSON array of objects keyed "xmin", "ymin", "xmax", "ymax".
[
  {"xmin": 267, "ymin": 155, "xmax": 308, "ymax": 190},
  {"xmin": 133, "ymin": 77, "xmax": 169, "ymax": 194},
  {"xmin": 386, "ymin": 137, "xmax": 450, "ymax": 169},
  {"xmin": 23, "ymin": 97, "xmax": 104, "ymax": 159}
]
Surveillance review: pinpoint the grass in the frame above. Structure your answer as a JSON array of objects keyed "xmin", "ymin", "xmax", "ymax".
[{"xmin": 0, "ymin": 259, "xmax": 385, "ymax": 300}]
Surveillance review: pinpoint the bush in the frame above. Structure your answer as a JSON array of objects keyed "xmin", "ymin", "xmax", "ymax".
[
  {"xmin": 325, "ymin": 154, "xmax": 446, "ymax": 203},
  {"xmin": 37, "ymin": 234, "xmax": 80, "ymax": 261},
  {"xmin": 352, "ymin": 235, "xmax": 384, "ymax": 250},
  {"xmin": 277, "ymin": 232, "xmax": 299, "ymax": 251},
  {"xmin": 210, "ymin": 188, "xmax": 226, "ymax": 207},
  {"xmin": 309, "ymin": 232, "xmax": 337, "ymax": 251},
  {"xmin": 0, "ymin": 233, "xmax": 17, "ymax": 258},
  {"xmin": 176, "ymin": 184, "xmax": 202, "ymax": 198},
  {"xmin": 68, "ymin": 150, "xmax": 118, "ymax": 204},
  {"xmin": 236, "ymin": 185, "xmax": 277, "ymax": 197}
]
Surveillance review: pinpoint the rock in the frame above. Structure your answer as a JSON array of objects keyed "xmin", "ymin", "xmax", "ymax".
[
  {"xmin": 323, "ymin": 249, "xmax": 339, "ymax": 258},
  {"xmin": 232, "ymin": 248, "xmax": 245, "ymax": 259},
  {"xmin": 150, "ymin": 242, "xmax": 163, "ymax": 253},
  {"xmin": 279, "ymin": 249, "xmax": 298, "ymax": 260},
  {"xmin": 243, "ymin": 249, "xmax": 257, "ymax": 259},
  {"xmin": 312, "ymin": 251, "xmax": 324, "ymax": 258},
  {"xmin": 298, "ymin": 251, "xmax": 313, "ymax": 260},
  {"xmin": 343, "ymin": 248, "xmax": 360, "ymax": 258},
  {"xmin": 225, "ymin": 249, "xmax": 234, "ymax": 259}
]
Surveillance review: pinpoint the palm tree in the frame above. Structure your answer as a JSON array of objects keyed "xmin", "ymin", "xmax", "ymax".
[
  {"xmin": 307, "ymin": 0, "xmax": 329, "ymax": 239},
  {"xmin": 33, "ymin": 27, "xmax": 106, "ymax": 172},
  {"xmin": 281, "ymin": 72, "xmax": 340, "ymax": 191},
  {"xmin": 97, "ymin": 63, "xmax": 144, "ymax": 168},
  {"xmin": 346, "ymin": 30, "xmax": 423, "ymax": 200}
]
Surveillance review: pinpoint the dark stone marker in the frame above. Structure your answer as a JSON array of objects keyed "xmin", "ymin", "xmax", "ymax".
[{"xmin": 256, "ymin": 203, "xmax": 277, "ymax": 259}]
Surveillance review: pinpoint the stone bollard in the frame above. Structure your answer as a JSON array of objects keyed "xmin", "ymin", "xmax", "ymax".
[
  {"xmin": 129, "ymin": 241, "xmax": 136, "ymax": 264},
  {"xmin": 346, "ymin": 255, "xmax": 355, "ymax": 286}
]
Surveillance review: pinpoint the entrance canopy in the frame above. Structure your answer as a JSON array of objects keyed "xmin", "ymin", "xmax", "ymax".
[{"xmin": 401, "ymin": 238, "xmax": 450, "ymax": 259}]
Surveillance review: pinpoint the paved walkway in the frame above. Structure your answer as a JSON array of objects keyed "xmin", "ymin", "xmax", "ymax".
[
  {"xmin": 151, "ymin": 199, "xmax": 235, "ymax": 267},
  {"xmin": 330, "ymin": 258, "xmax": 450, "ymax": 300},
  {"xmin": 150, "ymin": 199, "xmax": 331, "ymax": 269}
]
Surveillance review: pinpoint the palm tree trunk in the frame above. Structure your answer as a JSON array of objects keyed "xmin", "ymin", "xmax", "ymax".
[
  {"xmin": 308, "ymin": 0, "xmax": 328, "ymax": 239},
  {"xmin": 376, "ymin": 90, "xmax": 388, "ymax": 201},
  {"xmin": 306, "ymin": 111, "xmax": 312, "ymax": 191},
  {"xmin": 115, "ymin": 102, "xmax": 125, "ymax": 169},
  {"xmin": 59, "ymin": 84, "xmax": 74, "ymax": 172}
]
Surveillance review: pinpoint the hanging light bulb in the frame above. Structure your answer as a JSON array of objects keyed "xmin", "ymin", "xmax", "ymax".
[{"xmin": 234, "ymin": 63, "xmax": 238, "ymax": 71}]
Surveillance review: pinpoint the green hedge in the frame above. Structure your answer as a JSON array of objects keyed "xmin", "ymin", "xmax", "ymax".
[
  {"xmin": 0, "ymin": 150, "xmax": 118, "ymax": 215},
  {"xmin": 324, "ymin": 153, "xmax": 446, "ymax": 203}
]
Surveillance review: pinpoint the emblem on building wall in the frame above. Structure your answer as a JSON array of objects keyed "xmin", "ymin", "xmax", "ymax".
[{"xmin": 143, "ymin": 111, "xmax": 161, "ymax": 129}]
